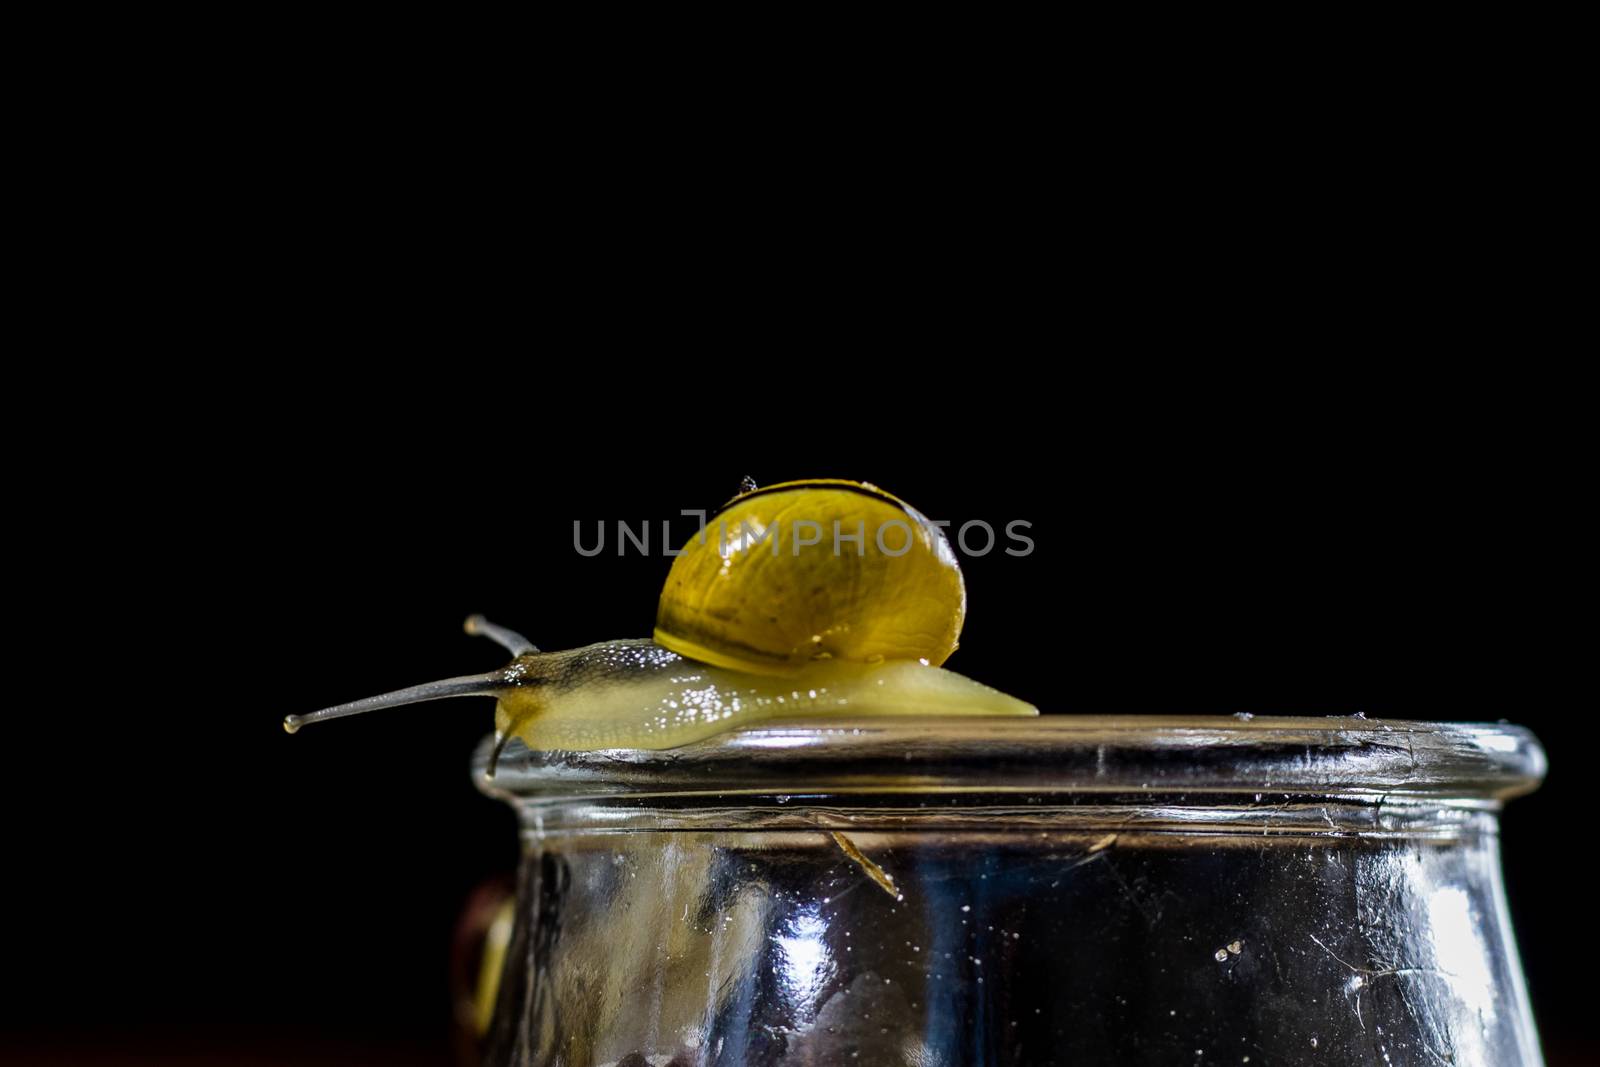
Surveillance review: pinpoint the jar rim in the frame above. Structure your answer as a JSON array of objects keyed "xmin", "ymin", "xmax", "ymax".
[{"xmin": 474, "ymin": 716, "xmax": 1545, "ymax": 804}]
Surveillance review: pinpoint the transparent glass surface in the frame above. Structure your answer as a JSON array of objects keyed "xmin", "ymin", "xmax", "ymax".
[{"xmin": 474, "ymin": 717, "xmax": 1546, "ymax": 1067}]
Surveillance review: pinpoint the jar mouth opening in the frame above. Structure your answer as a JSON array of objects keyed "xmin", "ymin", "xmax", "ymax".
[{"xmin": 474, "ymin": 715, "xmax": 1545, "ymax": 804}]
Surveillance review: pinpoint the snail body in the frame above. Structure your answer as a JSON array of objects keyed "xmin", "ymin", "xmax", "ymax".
[
  {"xmin": 489, "ymin": 637, "xmax": 1032, "ymax": 752},
  {"xmin": 286, "ymin": 480, "xmax": 1036, "ymax": 767}
]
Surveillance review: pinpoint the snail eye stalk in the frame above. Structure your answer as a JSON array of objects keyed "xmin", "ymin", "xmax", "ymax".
[
  {"xmin": 285, "ymin": 616, "xmax": 539, "ymax": 734},
  {"xmin": 464, "ymin": 615, "xmax": 538, "ymax": 656},
  {"xmin": 283, "ymin": 672, "xmax": 514, "ymax": 734}
]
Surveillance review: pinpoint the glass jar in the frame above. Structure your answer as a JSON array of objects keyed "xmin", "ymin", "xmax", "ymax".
[{"xmin": 474, "ymin": 716, "xmax": 1545, "ymax": 1066}]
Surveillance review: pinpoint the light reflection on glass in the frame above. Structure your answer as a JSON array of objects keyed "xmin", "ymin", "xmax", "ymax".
[
  {"xmin": 773, "ymin": 904, "xmax": 833, "ymax": 1013},
  {"xmin": 1427, "ymin": 885, "xmax": 1496, "ymax": 1024}
]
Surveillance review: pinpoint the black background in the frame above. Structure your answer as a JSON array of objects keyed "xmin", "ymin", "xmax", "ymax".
[
  {"xmin": 6, "ymin": 394, "xmax": 1586, "ymax": 1064},
  {"xmin": 2, "ymin": 48, "xmax": 1587, "ymax": 1057}
]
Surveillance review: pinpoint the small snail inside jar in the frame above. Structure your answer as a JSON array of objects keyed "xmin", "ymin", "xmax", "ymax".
[{"xmin": 285, "ymin": 479, "xmax": 1037, "ymax": 772}]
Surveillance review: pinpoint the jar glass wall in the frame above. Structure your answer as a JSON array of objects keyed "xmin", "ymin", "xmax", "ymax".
[{"xmin": 475, "ymin": 717, "xmax": 1545, "ymax": 1067}]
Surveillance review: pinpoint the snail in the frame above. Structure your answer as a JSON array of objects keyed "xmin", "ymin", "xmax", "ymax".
[{"xmin": 285, "ymin": 479, "xmax": 1037, "ymax": 772}]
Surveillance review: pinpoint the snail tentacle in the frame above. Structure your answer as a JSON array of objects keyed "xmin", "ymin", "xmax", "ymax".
[
  {"xmin": 283, "ymin": 671, "xmax": 514, "ymax": 734},
  {"xmin": 464, "ymin": 614, "xmax": 538, "ymax": 656}
]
